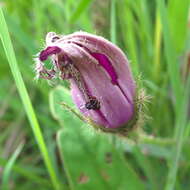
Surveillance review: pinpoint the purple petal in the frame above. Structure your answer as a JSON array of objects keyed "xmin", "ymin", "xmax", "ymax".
[
  {"xmin": 64, "ymin": 33, "xmax": 136, "ymax": 103},
  {"xmin": 39, "ymin": 46, "xmax": 61, "ymax": 61},
  {"xmin": 70, "ymin": 60, "xmax": 134, "ymax": 128},
  {"xmin": 91, "ymin": 52, "xmax": 118, "ymax": 85}
]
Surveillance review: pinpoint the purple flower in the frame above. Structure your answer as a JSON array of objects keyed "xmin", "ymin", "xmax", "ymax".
[{"xmin": 35, "ymin": 31, "xmax": 137, "ymax": 132}]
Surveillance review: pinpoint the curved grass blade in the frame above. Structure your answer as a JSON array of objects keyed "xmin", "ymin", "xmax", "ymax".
[
  {"xmin": 1, "ymin": 142, "xmax": 24, "ymax": 190},
  {"xmin": 0, "ymin": 8, "xmax": 60, "ymax": 190}
]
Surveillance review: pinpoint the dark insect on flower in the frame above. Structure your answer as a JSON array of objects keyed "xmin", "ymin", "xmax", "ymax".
[
  {"xmin": 85, "ymin": 97, "xmax": 100, "ymax": 110},
  {"xmin": 35, "ymin": 31, "xmax": 141, "ymax": 134}
]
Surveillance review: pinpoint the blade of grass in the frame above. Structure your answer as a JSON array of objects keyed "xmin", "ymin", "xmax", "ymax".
[
  {"xmin": 132, "ymin": 0, "xmax": 154, "ymax": 74},
  {"xmin": 133, "ymin": 146, "xmax": 160, "ymax": 190},
  {"xmin": 184, "ymin": 121, "xmax": 190, "ymax": 140},
  {"xmin": 119, "ymin": 0, "xmax": 139, "ymax": 75},
  {"xmin": 139, "ymin": 0, "xmax": 153, "ymax": 41},
  {"xmin": 69, "ymin": 0, "xmax": 92, "ymax": 24},
  {"xmin": 0, "ymin": 157, "xmax": 51, "ymax": 188},
  {"xmin": 157, "ymin": 1, "xmax": 189, "ymax": 189},
  {"xmin": 110, "ymin": 0, "xmax": 116, "ymax": 44},
  {"xmin": 153, "ymin": 10, "xmax": 162, "ymax": 80},
  {"xmin": 168, "ymin": 0, "xmax": 190, "ymax": 53},
  {"xmin": 2, "ymin": 142, "xmax": 24, "ymax": 190},
  {"xmin": 5, "ymin": 13, "xmax": 36, "ymax": 54},
  {"xmin": 0, "ymin": 8, "xmax": 60, "ymax": 190},
  {"xmin": 164, "ymin": 77, "xmax": 190, "ymax": 190},
  {"xmin": 33, "ymin": 0, "xmax": 46, "ymax": 40},
  {"xmin": 57, "ymin": 130, "xmax": 75, "ymax": 190},
  {"xmin": 157, "ymin": 0, "xmax": 182, "ymax": 112}
]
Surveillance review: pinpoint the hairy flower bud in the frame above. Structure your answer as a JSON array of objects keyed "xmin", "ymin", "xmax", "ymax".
[{"xmin": 35, "ymin": 31, "xmax": 140, "ymax": 134}]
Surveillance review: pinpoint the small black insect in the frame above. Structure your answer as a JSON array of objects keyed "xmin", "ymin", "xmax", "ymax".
[{"xmin": 85, "ymin": 97, "xmax": 100, "ymax": 110}]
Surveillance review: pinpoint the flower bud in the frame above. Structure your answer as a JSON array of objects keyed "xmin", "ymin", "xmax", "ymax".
[{"xmin": 35, "ymin": 31, "xmax": 139, "ymax": 134}]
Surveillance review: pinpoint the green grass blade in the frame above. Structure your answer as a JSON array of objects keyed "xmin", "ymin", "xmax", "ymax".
[
  {"xmin": 165, "ymin": 76, "xmax": 190, "ymax": 190},
  {"xmin": 0, "ymin": 8, "xmax": 60, "ymax": 190},
  {"xmin": 168, "ymin": 0, "xmax": 190, "ymax": 53},
  {"xmin": 153, "ymin": 10, "xmax": 162, "ymax": 80},
  {"xmin": 184, "ymin": 121, "xmax": 190, "ymax": 140},
  {"xmin": 157, "ymin": 0, "xmax": 182, "ymax": 111},
  {"xmin": 119, "ymin": 0, "xmax": 139, "ymax": 75},
  {"xmin": 69, "ymin": 0, "xmax": 92, "ymax": 24},
  {"xmin": 110, "ymin": 0, "xmax": 116, "ymax": 44},
  {"xmin": 2, "ymin": 142, "xmax": 24, "ymax": 190},
  {"xmin": 0, "ymin": 157, "xmax": 51, "ymax": 188},
  {"xmin": 5, "ymin": 13, "xmax": 36, "ymax": 54},
  {"xmin": 156, "ymin": 1, "xmax": 190, "ymax": 189}
]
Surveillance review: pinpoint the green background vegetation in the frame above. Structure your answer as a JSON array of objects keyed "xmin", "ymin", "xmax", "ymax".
[{"xmin": 0, "ymin": 0, "xmax": 190, "ymax": 189}]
